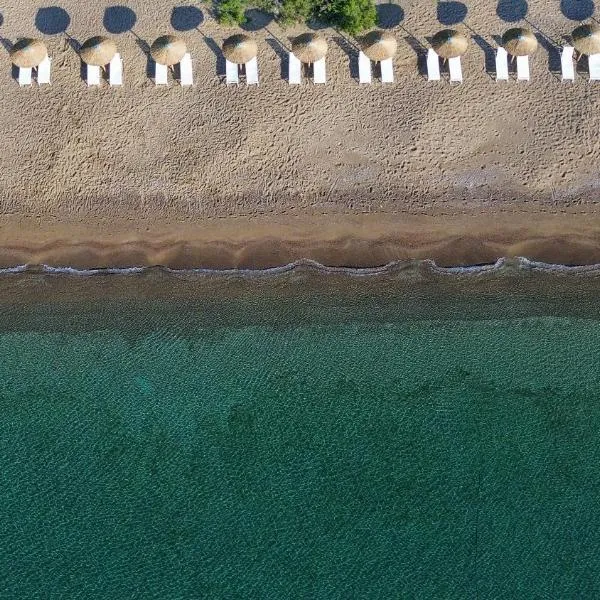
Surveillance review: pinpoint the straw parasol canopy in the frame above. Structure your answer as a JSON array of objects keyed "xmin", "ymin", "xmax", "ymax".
[
  {"xmin": 222, "ymin": 34, "xmax": 258, "ymax": 64},
  {"xmin": 361, "ymin": 30, "xmax": 397, "ymax": 62},
  {"xmin": 431, "ymin": 29, "xmax": 469, "ymax": 59},
  {"xmin": 572, "ymin": 23, "xmax": 600, "ymax": 56},
  {"xmin": 80, "ymin": 36, "xmax": 117, "ymax": 66},
  {"xmin": 150, "ymin": 35, "xmax": 187, "ymax": 66},
  {"xmin": 9, "ymin": 38, "xmax": 48, "ymax": 68},
  {"xmin": 292, "ymin": 33, "xmax": 328, "ymax": 64},
  {"xmin": 501, "ymin": 27, "xmax": 538, "ymax": 56}
]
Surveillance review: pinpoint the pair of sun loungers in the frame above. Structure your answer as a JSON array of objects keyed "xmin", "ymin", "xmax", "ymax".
[
  {"xmin": 559, "ymin": 46, "xmax": 600, "ymax": 81},
  {"xmin": 426, "ymin": 49, "xmax": 463, "ymax": 82},
  {"xmin": 155, "ymin": 53, "xmax": 194, "ymax": 86},
  {"xmin": 494, "ymin": 48, "xmax": 530, "ymax": 81},
  {"xmin": 358, "ymin": 52, "xmax": 394, "ymax": 84},
  {"xmin": 225, "ymin": 58, "xmax": 259, "ymax": 85},
  {"xmin": 18, "ymin": 55, "xmax": 52, "ymax": 86},
  {"xmin": 288, "ymin": 53, "xmax": 326, "ymax": 84},
  {"xmin": 87, "ymin": 53, "xmax": 123, "ymax": 87}
]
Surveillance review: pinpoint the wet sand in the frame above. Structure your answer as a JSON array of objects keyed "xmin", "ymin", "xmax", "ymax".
[{"xmin": 2, "ymin": 210, "xmax": 600, "ymax": 268}]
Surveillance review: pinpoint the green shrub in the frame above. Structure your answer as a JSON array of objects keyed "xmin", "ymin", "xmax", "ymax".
[
  {"xmin": 279, "ymin": 0, "xmax": 317, "ymax": 24},
  {"xmin": 216, "ymin": 0, "xmax": 247, "ymax": 25},
  {"xmin": 322, "ymin": 0, "xmax": 376, "ymax": 34},
  {"xmin": 255, "ymin": 0, "xmax": 278, "ymax": 13}
]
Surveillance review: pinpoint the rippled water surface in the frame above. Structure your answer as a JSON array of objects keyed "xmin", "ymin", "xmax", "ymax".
[{"xmin": 1, "ymin": 263, "xmax": 600, "ymax": 598}]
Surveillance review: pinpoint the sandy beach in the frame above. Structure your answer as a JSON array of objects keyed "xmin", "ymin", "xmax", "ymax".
[{"xmin": 1, "ymin": 0, "xmax": 600, "ymax": 267}]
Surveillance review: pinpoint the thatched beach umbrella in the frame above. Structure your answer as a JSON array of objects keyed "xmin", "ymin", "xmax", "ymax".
[
  {"xmin": 292, "ymin": 33, "xmax": 328, "ymax": 64},
  {"xmin": 431, "ymin": 29, "xmax": 469, "ymax": 59},
  {"xmin": 502, "ymin": 27, "xmax": 538, "ymax": 57},
  {"xmin": 361, "ymin": 30, "xmax": 397, "ymax": 62},
  {"xmin": 9, "ymin": 38, "xmax": 48, "ymax": 68},
  {"xmin": 222, "ymin": 34, "xmax": 257, "ymax": 64},
  {"xmin": 150, "ymin": 35, "xmax": 186, "ymax": 66},
  {"xmin": 572, "ymin": 23, "xmax": 600, "ymax": 56},
  {"xmin": 80, "ymin": 36, "xmax": 117, "ymax": 66}
]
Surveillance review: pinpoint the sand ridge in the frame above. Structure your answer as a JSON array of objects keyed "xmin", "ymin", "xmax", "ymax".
[{"xmin": 0, "ymin": 0, "xmax": 600, "ymax": 266}]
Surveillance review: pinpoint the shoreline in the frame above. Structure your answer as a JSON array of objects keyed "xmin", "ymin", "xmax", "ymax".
[{"xmin": 3, "ymin": 211, "xmax": 600, "ymax": 269}]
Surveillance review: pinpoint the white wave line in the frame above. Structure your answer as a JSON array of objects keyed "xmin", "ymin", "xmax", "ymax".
[{"xmin": 0, "ymin": 257, "xmax": 599, "ymax": 277}]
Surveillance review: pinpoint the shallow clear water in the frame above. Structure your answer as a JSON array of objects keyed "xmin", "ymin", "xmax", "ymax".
[{"xmin": 1, "ymin": 265, "xmax": 600, "ymax": 598}]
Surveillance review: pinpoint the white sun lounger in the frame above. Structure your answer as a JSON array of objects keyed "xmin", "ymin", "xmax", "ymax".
[
  {"xmin": 18, "ymin": 67, "xmax": 32, "ymax": 86},
  {"xmin": 246, "ymin": 57, "xmax": 259, "ymax": 85},
  {"xmin": 225, "ymin": 59, "xmax": 239, "ymax": 85},
  {"xmin": 288, "ymin": 52, "xmax": 301, "ymax": 84},
  {"xmin": 588, "ymin": 53, "xmax": 600, "ymax": 80},
  {"xmin": 313, "ymin": 58, "xmax": 326, "ymax": 84},
  {"xmin": 561, "ymin": 46, "xmax": 575, "ymax": 81},
  {"xmin": 180, "ymin": 53, "xmax": 193, "ymax": 86},
  {"xmin": 448, "ymin": 56, "xmax": 462, "ymax": 83},
  {"xmin": 427, "ymin": 49, "xmax": 440, "ymax": 81},
  {"xmin": 496, "ymin": 47, "xmax": 509, "ymax": 81},
  {"xmin": 516, "ymin": 55, "xmax": 530, "ymax": 81},
  {"xmin": 109, "ymin": 53, "xmax": 123, "ymax": 86},
  {"xmin": 155, "ymin": 62, "xmax": 168, "ymax": 85},
  {"xmin": 87, "ymin": 64, "xmax": 101, "ymax": 86},
  {"xmin": 380, "ymin": 57, "xmax": 394, "ymax": 83},
  {"xmin": 37, "ymin": 56, "xmax": 52, "ymax": 85},
  {"xmin": 358, "ymin": 51, "xmax": 371, "ymax": 83}
]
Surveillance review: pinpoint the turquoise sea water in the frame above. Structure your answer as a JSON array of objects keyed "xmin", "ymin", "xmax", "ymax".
[{"xmin": 1, "ymin": 264, "xmax": 600, "ymax": 598}]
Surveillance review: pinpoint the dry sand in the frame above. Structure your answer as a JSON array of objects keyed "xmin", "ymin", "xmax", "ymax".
[{"xmin": 1, "ymin": 0, "xmax": 600, "ymax": 268}]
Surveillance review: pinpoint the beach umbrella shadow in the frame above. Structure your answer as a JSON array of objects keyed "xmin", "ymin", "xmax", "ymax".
[
  {"xmin": 404, "ymin": 35, "xmax": 428, "ymax": 77},
  {"xmin": 472, "ymin": 35, "xmax": 497, "ymax": 77},
  {"xmin": 376, "ymin": 4, "xmax": 404, "ymax": 28},
  {"xmin": 241, "ymin": 8, "xmax": 273, "ymax": 32},
  {"xmin": 576, "ymin": 53, "xmax": 590, "ymax": 75},
  {"xmin": 334, "ymin": 35, "xmax": 359, "ymax": 79},
  {"xmin": 103, "ymin": 6, "xmax": 137, "ymax": 34},
  {"xmin": 200, "ymin": 32, "xmax": 225, "ymax": 76},
  {"xmin": 0, "ymin": 11, "xmax": 9, "ymax": 50},
  {"xmin": 35, "ymin": 6, "xmax": 70, "ymax": 35},
  {"xmin": 265, "ymin": 37, "xmax": 288, "ymax": 80},
  {"xmin": 497, "ymin": 0, "xmax": 528, "ymax": 22},
  {"xmin": 170, "ymin": 6, "xmax": 204, "ymax": 31},
  {"xmin": 560, "ymin": 0, "xmax": 595, "ymax": 21},
  {"xmin": 437, "ymin": 1, "xmax": 467, "ymax": 25},
  {"xmin": 534, "ymin": 32, "xmax": 561, "ymax": 73},
  {"xmin": 129, "ymin": 34, "xmax": 152, "ymax": 77}
]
